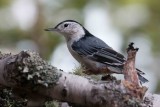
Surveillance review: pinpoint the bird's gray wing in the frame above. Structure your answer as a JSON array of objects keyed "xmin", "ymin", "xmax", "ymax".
[{"xmin": 71, "ymin": 36, "xmax": 126, "ymax": 66}]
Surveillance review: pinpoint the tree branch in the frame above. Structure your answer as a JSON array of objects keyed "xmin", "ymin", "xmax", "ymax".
[{"xmin": 0, "ymin": 45, "xmax": 158, "ymax": 107}]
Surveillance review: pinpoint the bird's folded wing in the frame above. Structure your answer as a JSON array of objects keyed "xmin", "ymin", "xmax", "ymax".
[
  {"xmin": 72, "ymin": 40, "xmax": 126, "ymax": 67},
  {"xmin": 90, "ymin": 48, "xmax": 126, "ymax": 66}
]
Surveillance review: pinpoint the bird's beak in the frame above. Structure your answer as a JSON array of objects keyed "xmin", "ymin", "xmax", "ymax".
[{"xmin": 44, "ymin": 27, "xmax": 58, "ymax": 32}]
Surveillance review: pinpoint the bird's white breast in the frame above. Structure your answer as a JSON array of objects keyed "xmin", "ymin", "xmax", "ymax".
[
  {"xmin": 67, "ymin": 40, "xmax": 82, "ymax": 63},
  {"xmin": 67, "ymin": 40, "xmax": 104, "ymax": 71}
]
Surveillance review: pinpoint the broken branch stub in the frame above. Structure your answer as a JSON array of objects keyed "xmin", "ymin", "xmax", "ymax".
[{"xmin": 123, "ymin": 43, "xmax": 140, "ymax": 86}]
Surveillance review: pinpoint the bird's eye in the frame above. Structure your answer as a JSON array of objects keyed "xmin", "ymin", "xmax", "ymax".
[{"xmin": 64, "ymin": 24, "xmax": 69, "ymax": 27}]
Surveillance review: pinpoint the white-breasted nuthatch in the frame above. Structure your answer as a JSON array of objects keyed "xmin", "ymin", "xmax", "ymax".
[{"xmin": 45, "ymin": 20, "xmax": 148, "ymax": 83}]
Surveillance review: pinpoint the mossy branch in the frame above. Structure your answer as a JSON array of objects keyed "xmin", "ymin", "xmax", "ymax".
[{"xmin": 0, "ymin": 44, "xmax": 157, "ymax": 107}]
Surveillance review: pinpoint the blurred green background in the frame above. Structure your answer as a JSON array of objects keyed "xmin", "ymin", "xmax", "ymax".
[{"xmin": 0, "ymin": 0, "xmax": 159, "ymax": 93}]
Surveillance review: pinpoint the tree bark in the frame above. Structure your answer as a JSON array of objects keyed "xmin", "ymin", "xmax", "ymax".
[{"xmin": 0, "ymin": 45, "xmax": 158, "ymax": 107}]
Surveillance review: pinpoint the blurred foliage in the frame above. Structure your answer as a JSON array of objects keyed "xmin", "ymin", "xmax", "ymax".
[
  {"xmin": 111, "ymin": 0, "xmax": 160, "ymax": 55},
  {"xmin": 0, "ymin": 29, "xmax": 26, "ymax": 44},
  {"xmin": 146, "ymin": 0, "xmax": 160, "ymax": 55},
  {"xmin": 0, "ymin": 0, "xmax": 159, "ymax": 58},
  {"xmin": 63, "ymin": 0, "xmax": 89, "ymax": 9},
  {"xmin": 155, "ymin": 80, "xmax": 160, "ymax": 93},
  {"xmin": 0, "ymin": 0, "xmax": 11, "ymax": 7},
  {"xmin": 112, "ymin": 0, "xmax": 147, "ymax": 5}
]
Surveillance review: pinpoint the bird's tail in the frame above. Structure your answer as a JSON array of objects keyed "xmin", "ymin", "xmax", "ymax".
[
  {"xmin": 136, "ymin": 68, "xmax": 148, "ymax": 84},
  {"xmin": 107, "ymin": 65, "xmax": 148, "ymax": 84}
]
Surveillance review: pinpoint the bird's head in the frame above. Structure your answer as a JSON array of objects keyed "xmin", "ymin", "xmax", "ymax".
[{"xmin": 45, "ymin": 20, "xmax": 86, "ymax": 41}]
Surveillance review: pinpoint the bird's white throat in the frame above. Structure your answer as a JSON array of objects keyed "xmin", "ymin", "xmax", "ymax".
[{"xmin": 65, "ymin": 26, "xmax": 85, "ymax": 42}]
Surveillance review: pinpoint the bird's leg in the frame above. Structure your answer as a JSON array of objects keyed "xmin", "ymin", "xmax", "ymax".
[
  {"xmin": 83, "ymin": 68, "xmax": 95, "ymax": 75},
  {"xmin": 99, "ymin": 66, "xmax": 110, "ymax": 73},
  {"xmin": 83, "ymin": 66, "xmax": 116, "ymax": 81},
  {"xmin": 83, "ymin": 65, "xmax": 111, "ymax": 75}
]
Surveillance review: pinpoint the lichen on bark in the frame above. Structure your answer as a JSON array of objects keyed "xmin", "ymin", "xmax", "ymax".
[{"xmin": 4, "ymin": 51, "xmax": 62, "ymax": 88}]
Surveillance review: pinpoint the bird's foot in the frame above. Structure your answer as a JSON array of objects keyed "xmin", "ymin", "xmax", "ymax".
[{"xmin": 101, "ymin": 74, "xmax": 117, "ymax": 81}]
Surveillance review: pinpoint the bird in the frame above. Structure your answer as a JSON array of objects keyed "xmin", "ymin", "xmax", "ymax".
[{"xmin": 45, "ymin": 20, "xmax": 148, "ymax": 83}]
